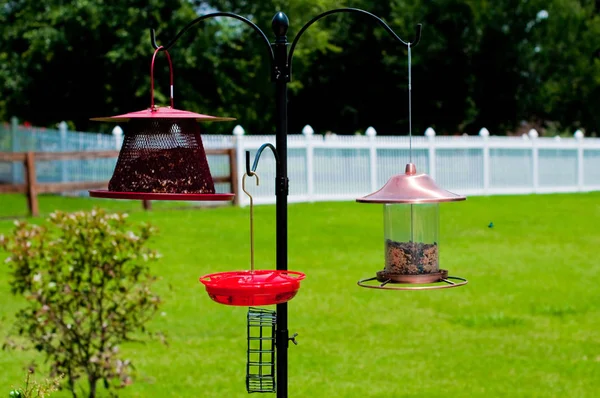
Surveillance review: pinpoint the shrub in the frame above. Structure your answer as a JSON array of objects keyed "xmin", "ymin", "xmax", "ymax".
[
  {"xmin": 9, "ymin": 369, "xmax": 63, "ymax": 398},
  {"xmin": 0, "ymin": 209, "xmax": 163, "ymax": 398}
]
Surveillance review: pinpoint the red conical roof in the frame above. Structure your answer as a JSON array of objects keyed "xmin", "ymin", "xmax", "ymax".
[{"xmin": 90, "ymin": 106, "xmax": 235, "ymax": 123}]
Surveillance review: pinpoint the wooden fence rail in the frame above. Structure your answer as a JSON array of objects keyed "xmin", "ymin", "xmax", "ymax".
[{"xmin": 0, "ymin": 149, "xmax": 238, "ymax": 217}]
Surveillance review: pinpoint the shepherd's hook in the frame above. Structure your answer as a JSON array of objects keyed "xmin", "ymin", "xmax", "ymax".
[{"xmin": 242, "ymin": 173, "xmax": 260, "ymax": 272}]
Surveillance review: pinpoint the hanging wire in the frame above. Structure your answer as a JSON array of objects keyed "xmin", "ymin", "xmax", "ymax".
[
  {"xmin": 408, "ymin": 42, "xmax": 412, "ymax": 163},
  {"xmin": 408, "ymin": 43, "xmax": 414, "ymax": 242},
  {"xmin": 242, "ymin": 173, "xmax": 260, "ymax": 272}
]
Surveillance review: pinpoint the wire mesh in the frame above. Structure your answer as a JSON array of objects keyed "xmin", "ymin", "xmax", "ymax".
[
  {"xmin": 109, "ymin": 118, "xmax": 215, "ymax": 193},
  {"xmin": 246, "ymin": 307, "xmax": 276, "ymax": 393}
]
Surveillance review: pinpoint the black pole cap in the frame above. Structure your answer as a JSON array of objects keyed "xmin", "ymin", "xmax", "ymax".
[{"xmin": 272, "ymin": 12, "xmax": 289, "ymax": 36}]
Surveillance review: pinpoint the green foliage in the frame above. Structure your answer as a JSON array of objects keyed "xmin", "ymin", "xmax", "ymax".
[
  {"xmin": 0, "ymin": 0, "xmax": 198, "ymax": 132},
  {"xmin": 9, "ymin": 370, "xmax": 63, "ymax": 398},
  {"xmin": 0, "ymin": 209, "xmax": 163, "ymax": 398},
  {"xmin": 1, "ymin": 1, "xmax": 600, "ymax": 135}
]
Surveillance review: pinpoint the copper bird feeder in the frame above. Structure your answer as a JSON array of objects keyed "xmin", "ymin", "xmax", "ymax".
[
  {"xmin": 356, "ymin": 42, "xmax": 467, "ymax": 290},
  {"xmin": 356, "ymin": 163, "xmax": 467, "ymax": 290},
  {"xmin": 89, "ymin": 47, "xmax": 235, "ymax": 201}
]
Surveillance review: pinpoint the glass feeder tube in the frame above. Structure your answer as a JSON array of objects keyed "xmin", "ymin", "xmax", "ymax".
[
  {"xmin": 357, "ymin": 163, "xmax": 467, "ymax": 289},
  {"xmin": 384, "ymin": 202, "xmax": 439, "ymax": 279}
]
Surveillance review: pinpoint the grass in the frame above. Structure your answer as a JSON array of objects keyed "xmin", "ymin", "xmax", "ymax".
[{"xmin": 0, "ymin": 192, "xmax": 599, "ymax": 397}]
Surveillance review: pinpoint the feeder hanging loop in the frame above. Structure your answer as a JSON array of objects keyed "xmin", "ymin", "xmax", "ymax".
[{"xmin": 150, "ymin": 46, "xmax": 174, "ymax": 109}]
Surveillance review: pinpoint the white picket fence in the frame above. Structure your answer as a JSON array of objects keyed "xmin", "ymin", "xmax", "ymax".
[
  {"xmin": 2, "ymin": 118, "xmax": 600, "ymax": 206},
  {"xmin": 228, "ymin": 126, "xmax": 600, "ymax": 206}
]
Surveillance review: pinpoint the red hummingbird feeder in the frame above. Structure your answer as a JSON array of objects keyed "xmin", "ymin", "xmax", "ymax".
[
  {"xmin": 89, "ymin": 47, "xmax": 235, "ymax": 201},
  {"xmin": 200, "ymin": 173, "xmax": 306, "ymax": 306}
]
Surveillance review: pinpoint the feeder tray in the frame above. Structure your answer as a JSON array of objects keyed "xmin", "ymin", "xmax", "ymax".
[
  {"xmin": 199, "ymin": 270, "xmax": 306, "ymax": 306},
  {"xmin": 89, "ymin": 47, "xmax": 235, "ymax": 202},
  {"xmin": 357, "ymin": 270, "xmax": 468, "ymax": 291}
]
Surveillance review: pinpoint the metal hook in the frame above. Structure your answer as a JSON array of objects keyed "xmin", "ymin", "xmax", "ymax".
[
  {"xmin": 242, "ymin": 173, "xmax": 260, "ymax": 272},
  {"xmin": 411, "ymin": 24, "xmax": 422, "ymax": 47}
]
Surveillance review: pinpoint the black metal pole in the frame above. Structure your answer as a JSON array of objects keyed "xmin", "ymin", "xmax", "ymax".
[
  {"xmin": 272, "ymin": 12, "xmax": 290, "ymax": 398},
  {"xmin": 150, "ymin": 10, "xmax": 420, "ymax": 398}
]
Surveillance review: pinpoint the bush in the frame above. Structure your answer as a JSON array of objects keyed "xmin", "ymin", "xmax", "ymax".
[
  {"xmin": 9, "ymin": 369, "xmax": 63, "ymax": 398},
  {"xmin": 0, "ymin": 209, "xmax": 163, "ymax": 398}
]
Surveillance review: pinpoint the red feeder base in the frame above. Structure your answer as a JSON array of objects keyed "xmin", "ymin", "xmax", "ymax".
[
  {"xmin": 89, "ymin": 190, "xmax": 234, "ymax": 201},
  {"xmin": 199, "ymin": 270, "xmax": 306, "ymax": 306}
]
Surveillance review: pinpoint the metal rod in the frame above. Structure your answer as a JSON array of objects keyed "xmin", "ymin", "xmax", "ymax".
[
  {"xmin": 246, "ymin": 143, "xmax": 280, "ymax": 176},
  {"xmin": 408, "ymin": 43, "xmax": 412, "ymax": 162},
  {"xmin": 150, "ymin": 13, "xmax": 275, "ymax": 64},
  {"xmin": 272, "ymin": 12, "xmax": 290, "ymax": 398},
  {"xmin": 288, "ymin": 8, "xmax": 421, "ymax": 79},
  {"xmin": 242, "ymin": 173, "xmax": 260, "ymax": 272},
  {"xmin": 408, "ymin": 41, "xmax": 414, "ymax": 243}
]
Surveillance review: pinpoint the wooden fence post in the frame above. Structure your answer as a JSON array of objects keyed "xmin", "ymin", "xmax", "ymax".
[
  {"xmin": 25, "ymin": 152, "xmax": 39, "ymax": 217},
  {"xmin": 10, "ymin": 117, "xmax": 19, "ymax": 183}
]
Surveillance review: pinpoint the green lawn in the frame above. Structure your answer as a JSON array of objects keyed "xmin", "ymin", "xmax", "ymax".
[{"xmin": 0, "ymin": 192, "xmax": 599, "ymax": 397}]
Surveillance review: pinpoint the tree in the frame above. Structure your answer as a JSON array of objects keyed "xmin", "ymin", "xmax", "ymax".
[
  {"xmin": 177, "ymin": 0, "xmax": 347, "ymax": 134},
  {"xmin": 514, "ymin": 0, "xmax": 600, "ymax": 135},
  {"xmin": 0, "ymin": 0, "xmax": 199, "ymax": 132},
  {"xmin": 0, "ymin": 209, "xmax": 163, "ymax": 398},
  {"xmin": 2, "ymin": 0, "xmax": 600, "ymax": 135}
]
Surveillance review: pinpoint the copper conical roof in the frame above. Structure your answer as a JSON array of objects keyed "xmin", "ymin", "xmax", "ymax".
[{"xmin": 357, "ymin": 163, "xmax": 466, "ymax": 204}]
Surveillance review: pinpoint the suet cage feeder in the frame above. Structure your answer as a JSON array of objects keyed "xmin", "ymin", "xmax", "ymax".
[
  {"xmin": 246, "ymin": 307, "xmax": 277, "ymax": 393},
  {"xmin": 357, "ymin": 163, "xmax": 468, "ymax": 290}
]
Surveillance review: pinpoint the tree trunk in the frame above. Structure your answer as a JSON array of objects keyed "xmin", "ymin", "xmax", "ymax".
[
  {"xmin": 88, "ymin": 377, "xmax": 97, "ymax": 398},
  {"xmin": 68, "ymin": 368, "xmax": 77, "ymax": 398}
]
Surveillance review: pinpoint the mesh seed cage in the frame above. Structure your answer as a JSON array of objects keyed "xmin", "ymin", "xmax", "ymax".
[
  {"xmin": 109, "ymin": 118, "xmax": 214, "ymax": 194},
  {"xmin": 89, "ymin": 47, "xmax": 235, "ymax": 201}
]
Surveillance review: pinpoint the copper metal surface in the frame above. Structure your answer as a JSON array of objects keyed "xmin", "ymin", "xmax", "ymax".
[
  {"xmin": 376, "ymin": 269, "xmax": 448, "ymax": 284},
  {"xmin": 356, "ymin": 163, "xmax": 466, "ymax": 204},
  {"xmin": 357, "ymin": 273, "xmax": 468, "ymax": 291}
]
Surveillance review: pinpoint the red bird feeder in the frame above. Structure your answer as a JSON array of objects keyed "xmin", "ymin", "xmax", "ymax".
[
  {"xmin": 200, "ymin": 270, "xmax": 305, "ymax": 306},
  {"xmin": 200, "ymin": 173, "xmax": 306, "ymax": 306},
  {"xmin": 89, "ymin": 47, "xmax": 235, "ymax": 201}
]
